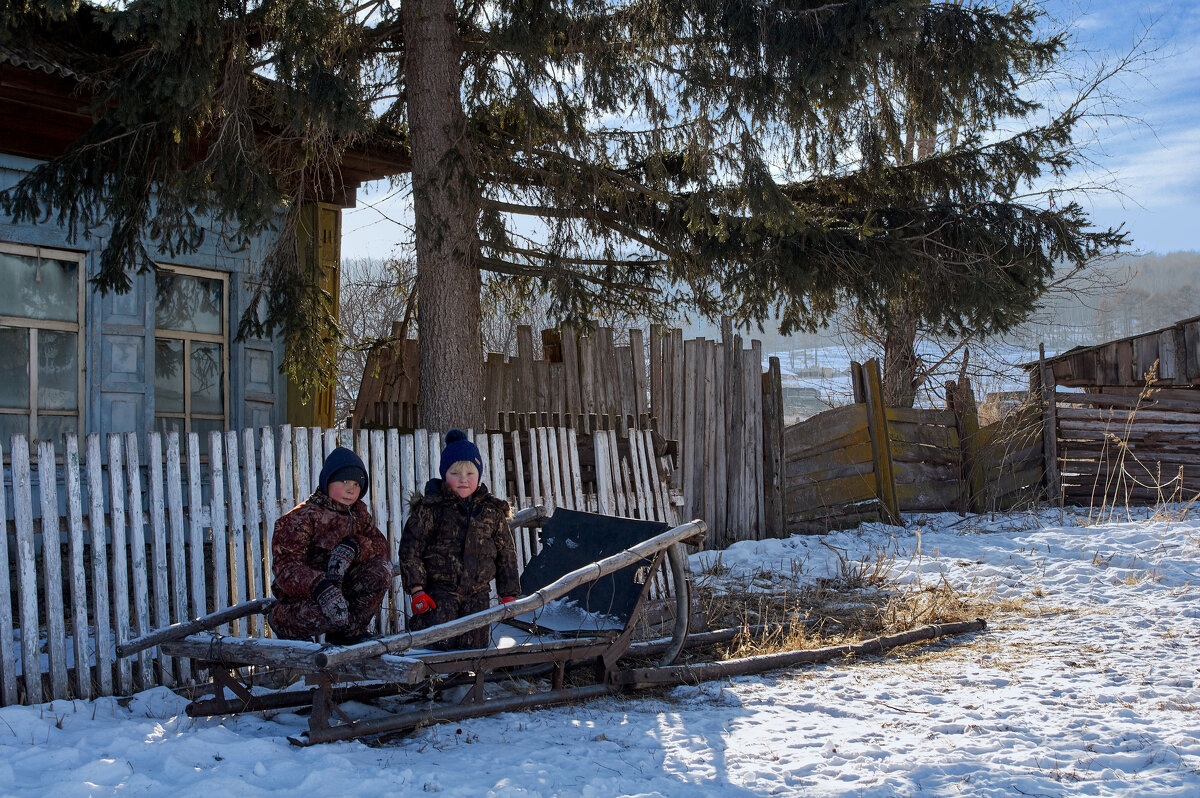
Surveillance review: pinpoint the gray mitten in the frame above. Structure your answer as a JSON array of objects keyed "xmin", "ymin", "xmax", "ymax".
[
  {"xmin": 326, "ymin": 540, "xmax": 359, "ymax": 583},
  {"xmin": 313, "ymin": 578, "xmax": 349, "ymax": 628}
]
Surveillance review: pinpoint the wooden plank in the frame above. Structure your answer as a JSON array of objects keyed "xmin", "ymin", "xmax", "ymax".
[
  {"xmin": 538, "ymin": 427, "xmax": 556, "ymax": 511},
  {"xmin": 888, "ymin": 438, "xmax": 961, "ymax": 467},
  {"xmin": 224, "ymin": 431, "xmax": 249, "ymax": 636},
  {"xmin": 106, "ymin": 434, "xmax": 132, "ymax": 694},
  {"xmin": 727, "ymin": 333, "xmax": 746, "ymax": 544},
  {"xmin": 549, "ymin": 428, "xmax": 568, "ymax": 510},
  {"xmin": 561, "ymin": 324, "xmax": 582, "ymax": 423},
  {"xmin": 1056, "ymin": 406, "xmax": 1200, "ymax": 425},
  {"xmin": 11, "ymin": 436, "xmax": 42, "ymax": 703},
  {"xmin": 413, "ymin": 428, "xmax": 430, "ymax": 488},
  {"xmin": 608, "ymin": 429, "xmax": 628, "ymax": 518},
  {"xmin": 593, "ymin": 430, "xmax": 615, "ymax": 515},
  {"xmin": 630, "ymin": 328, "xmax": 649, "ymax": 420},
  {"xmin": 85, "ymin": 434, "xmax": 113, "ymax": 697},
  {"xmin": 630, "ymin": 425, "xmax": 655, "ymax": 521},
  {"xmin": 787, "ymin": 458, "xmax": 875, "ymax": 485},
  {"xmin": 649, "ymin": 324, "xmax": 664, "ymax": 427},
  {"xmin": 786, "ymin": 473, "xmax": 877, "ymax": 514},
  {"xmin": 682, "ymin": 338, "xmax": 699, "ymax": 521},
  {"xmin": 862, "ymin": 360, "xmax": 900, "ymax": 525},
  {"xmin": 260, "ymin": 428, "xmax": 279, "ymax": 629},
  {"xmin": 1040, "ymin": 345, "xmax": 1061, "ymax": 501},
  {"xmin": 0, "ymin": 437, "xmax": 17, "ymax": 705},
  {"xmin": 1183, "ymin": 320, "xmax": 1200, "ymax": 383},
  {"xmin": 61, "ymin": 434, "xmax": 92, "ymax": 699},
  {"xmin": 516, "ymin": 325, "xmax": 535, "ymax": 413},
  {"xmin": 763, "ymin": 357, "xmax": 784, "ymax": 538},
  {"xmin": 599, "ymin": 328, "xmax": 619, "ymax": 419},
  {"xmin": 208, "ymin": 431, "xmax": 230, "ymax": 632},
  {"xmin": 787, "ymin": 424, "xmax": 874, "ymax": 468},
  {"xmin": 35, "ymin": 439, "xmax": 69, "ymax": 699},
  {"xmin": 894, "ymin": 479, "xmax": 962, "ymax": 510},
  {"xmin": 783, "ymin": 404, "xmax": 872, "ymax": 457},
  {"xmin": 750, "ymin": 340, "xmax": 765, "ymax": 538},
  {"xmin": 145, "ymin": 434, "xmax": 173, "ymax": 681},
  {"xmin": 293, "ymin": 426, "xmax": 310, "ymax": 499},
  {"xmin": 526, "ymin": 428, "xmax": 542, "ymax": 506},
  {"xmin": 787, "ymin": 440, "xmax": 876, "ymax": 481},
  {"xmin": 123, "ymin": 432, "xmax": 153, "ymax": 687},
  {"xmin": 699, "ymin": 340, "xmax": 717, "ymax": 539},
  {"xmin": 561, "ymin": 427, "xmax": 579, "ymax": 510},
  {"xmin": 887, "ymin": 419, "xmax": 959, "ymax": 450},
  {"xmin": 1053, "ymin": 390, "xmax": 1200, "ymax": 412},
  {"xmin": 894, "ymin": 460, "xmax": 961, "ymax": 485},
  {"xmin": 669, "ymin": 328, "xmax": 684, "ymax": 482},
  {"xmin": 184, "ymin": 433, "xmax": 207, "ymax": 621},
  {"xmin": 490, "ymin": 432, "xmax": 508, "ymax": 501},
  {"xmin": 884, "ymin": 406, "xmax": 957, "ymax": 426},
  {"xmin": 383, "ymin": 429, "xmax": 403, "ymax": 634},
  {"xmin": 164, "ymin": 432, "xmax": 190, "ymax": 679},
  {"xmin": 315, "ymin": 427, "xmax": 330, "ymax": 486},
  {"xmin": 510, "ymin": 430, "xmax": 528, "ymax": 509}
]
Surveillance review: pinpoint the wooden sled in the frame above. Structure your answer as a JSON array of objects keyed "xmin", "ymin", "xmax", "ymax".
[{"xmin": 120, "ymin": 508, "xmax": 707, "ymax": 744}]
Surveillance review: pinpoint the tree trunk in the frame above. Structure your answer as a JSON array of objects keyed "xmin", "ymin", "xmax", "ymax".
[
  {"xmin": 403, "ymin": 0, "xmax": 485, "ymax": 431},
  {"xmin": 882, "ymin": 303, "xmax": 920, "ymax": 408}
]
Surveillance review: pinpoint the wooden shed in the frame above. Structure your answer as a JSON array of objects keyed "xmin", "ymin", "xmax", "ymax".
[{"xmin": 1030, "ymin": 315, "xmax": 1200, "ymax": 506}]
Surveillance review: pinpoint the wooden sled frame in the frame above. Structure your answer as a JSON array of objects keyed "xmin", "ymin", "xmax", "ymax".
[{"xmin": 126, "ymin": 511, "xmax": 706, "ymax": 745}]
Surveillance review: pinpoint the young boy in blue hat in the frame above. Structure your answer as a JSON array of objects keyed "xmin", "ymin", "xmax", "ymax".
[
  {"xmin": 397, "ymin": 429, "xmax": 520, "ymax": 650},
  {"xmin": 269, "ymin": 447, "xmax": 392, "ymax": 644}
]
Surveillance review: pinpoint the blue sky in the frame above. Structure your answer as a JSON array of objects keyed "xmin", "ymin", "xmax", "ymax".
[{"xmin": 341, "ymin": 0, "xmax": 1200, "ymax": 261}]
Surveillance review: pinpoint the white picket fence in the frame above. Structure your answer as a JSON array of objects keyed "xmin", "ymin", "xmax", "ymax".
[{"xmin": 0, "ymin": 424, "xmax": 678, "ymax": 707}]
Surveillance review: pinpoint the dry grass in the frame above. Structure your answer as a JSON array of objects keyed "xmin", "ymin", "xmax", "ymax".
[{"xmin": 689, "ymin": 543, "xmax": 1006, "ymax": 662}]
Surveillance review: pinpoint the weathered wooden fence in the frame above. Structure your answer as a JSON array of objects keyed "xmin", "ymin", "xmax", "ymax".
[
  {"xmin": 0, "ymin": 424, "xmax": 679, "ymax": 707},
  {"xmin": 1051, "ymin": 392, "xmax": 1200, "ymax": 506},
  {"xmin": 353, "ymin": 320, "xmax": 786, "ymax": 546},
  {"xmin": 781, "ymin": 360, "xmax": 1047, "ymax": 532}
]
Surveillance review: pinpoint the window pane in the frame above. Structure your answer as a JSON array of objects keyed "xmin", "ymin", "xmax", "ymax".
[
  {"xmin": 37, "ymin": 331, "xmax": 78, "ymax": 410},
  {"xmin": 0, "ymin": 251, "xmax": 79, "ymax": 322},
  {"xmin": 155, "ymin": 272, "xmax": 222, "ymax": 334},
  {"xmin": 0, "ymin": 412, "xmax": 30, "ymax": 445},
  {"xmin": 36, "ymin": 413, "xmax": 77, "ymax": 443},
  {"xmin": 191, "ymin": 342, "xmax": 224, "ymax": 415},
  {"xmin": 155, "ymin": 339, "xmax": 185, "ymax": 413},
  {"xmin": 0, "ymin": 326, "xmax": 30, "ymax": 408},
  {"xmin": 191, "ymin": 417, "xmax": 224, "ymax": 455}
]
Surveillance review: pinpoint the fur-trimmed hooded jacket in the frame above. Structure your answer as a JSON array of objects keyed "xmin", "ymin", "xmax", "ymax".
[
  {"xmin": 271, "ymin": 490, "xmax": 390, "ymax": 600},
  {"xmin": 397, "ymin": 479, "xmax": 519, "ymax": 598}
]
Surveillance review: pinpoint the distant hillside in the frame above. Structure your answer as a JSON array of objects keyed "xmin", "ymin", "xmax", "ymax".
[{"xmin": 1011, "ymin": 251, "xmax": 1200, "ymax": 348}]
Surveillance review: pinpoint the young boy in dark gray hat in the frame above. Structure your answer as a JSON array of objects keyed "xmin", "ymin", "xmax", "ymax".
[{"xmin": 269, "ymin": 446, "xmax": 392, "ymax": 644}]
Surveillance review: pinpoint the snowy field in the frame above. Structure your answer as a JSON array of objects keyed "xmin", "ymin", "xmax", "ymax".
[{"xmin": 2, "ymin": 506, "xmax": 1198, "ymax": 797}]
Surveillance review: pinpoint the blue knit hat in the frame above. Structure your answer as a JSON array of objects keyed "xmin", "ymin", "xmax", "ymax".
[
  {"xmin": 319, "ymin": 447, "xmax": 370, "ymax": 496},
  {"xmin": 439, "ymin": 429, "xmax": 482, "ymax": 480}
]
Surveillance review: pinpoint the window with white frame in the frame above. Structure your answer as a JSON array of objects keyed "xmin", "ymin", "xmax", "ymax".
[
  {"xmin": 0, "ymin": 243, "xmax": 85, "ymax": 444},
  {"xmin": 154, "ymin": 266, "xmax": 229, "ymax": 445}
]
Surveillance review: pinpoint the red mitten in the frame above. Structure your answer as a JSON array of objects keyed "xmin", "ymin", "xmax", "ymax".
[
  {"xmin": 500, "ymin": 596, "xmax": 517, "ymax": 604},
  {"xmin": 410, "ymin": 591, "xmax": 437, "ymax": 615}
]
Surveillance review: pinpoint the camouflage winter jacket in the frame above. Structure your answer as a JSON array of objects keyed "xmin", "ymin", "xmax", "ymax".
[
  {"xmin": 397, "ymin": 479, "xmax": 519, "ymax": 598},
  {"xmin": 271, "ymin": 490, "xmax": 390, "ymax": 601}
]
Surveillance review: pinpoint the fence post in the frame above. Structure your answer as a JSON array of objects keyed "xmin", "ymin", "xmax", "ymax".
[
  {"xmin": 947, "ymin": 377, "xmax": 984, "ymax": 513},
  {"xmin": 762, "ymin": 357, "xmax": 785, "ymax": 537},
  {"xmin": 1038, "ymin": 343, "xmax": 1061, "ymax": 503},
  {"xmin": 862, "ymin": 360, "xmax": 901, "ymax": 525}
]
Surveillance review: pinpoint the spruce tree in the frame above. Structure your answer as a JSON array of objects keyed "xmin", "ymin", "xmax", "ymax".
[{"xmin": 1, "ymin": 1, "xmax": 1125, "ymax": 427}]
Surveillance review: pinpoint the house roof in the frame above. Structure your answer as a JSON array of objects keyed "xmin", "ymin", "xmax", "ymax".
[{"xmin": 0, "ymin": 7, "xmax": 411, "ymax": 206}]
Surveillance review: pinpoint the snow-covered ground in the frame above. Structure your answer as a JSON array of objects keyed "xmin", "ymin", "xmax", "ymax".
[{"xmin": 3, "ymin": 506, "xmax": 1198, "ymax": 797}]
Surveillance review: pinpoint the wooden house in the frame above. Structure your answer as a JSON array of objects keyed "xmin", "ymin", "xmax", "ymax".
[{"xmin": 0, "ymin": 15, "xmax": 409, "ymax": 445}]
